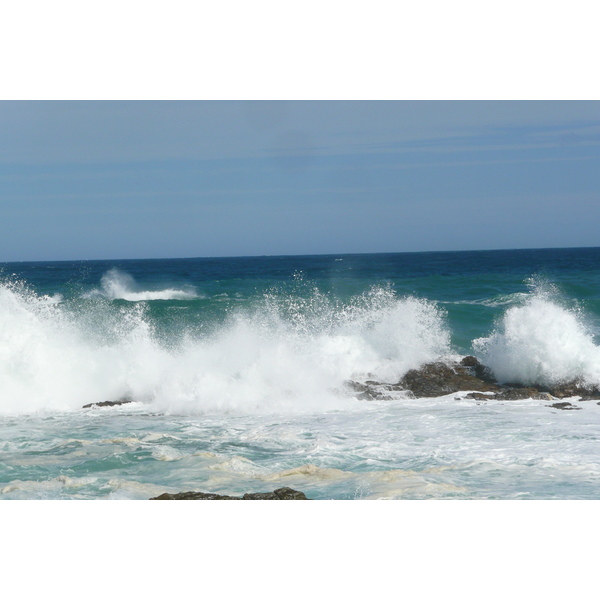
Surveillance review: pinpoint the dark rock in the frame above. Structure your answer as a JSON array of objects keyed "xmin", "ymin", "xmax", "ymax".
[
  {"xmin": 398, "ymin": 361, "xmax": 500, "ymax": 398},
  {"xmin": 149, "ymin": 487, "xmax": 309, "ymax": 500},
  {"xmin": 346, "ymin": 356, "xmax": 600, "ymax": 409},
  {"xmin": 345, "ymin": 380, "xmax": 404, "ymax": 401},
  {"xmin": 547, "ymin": 402, "xmax": 582, "ymax": 411},
  {"xmin": 464, "ymin": 392, "xmax": 492, "ymax": 400},
  {"xmin": 151, "ymin": 491, "xmax": 242, "ymax": 500},
  {"xmin": 399, "ymin": 362, "xmax": 455, "ymax": 397},
  {"xmin": 459, "ymin": 356, "xmax": 498, "ymax": 383},
  {"xmin": 345, "ymin": 380, "xmax": 389, "ymax": 401},
  {"xmin": 243, "ymin": 487, "xmax": 309, "ymax": 500},
  {"xmin": 466, "ymin": 389, "xmax": 554, "ymax": 401},
  {"xmin": 543, "ymin": 382, "xmax": 600, "ymax": 401},
  {"xmin": 494, "ymin": 387, "xmax": 541, "ymax": 401},
  {"xmin": 460, "ymin": 355, "xmax": 480, "ymax": 367},
  {"xmin": 82, "ymin": 398, "xmax": 134, "ymax": 409}
]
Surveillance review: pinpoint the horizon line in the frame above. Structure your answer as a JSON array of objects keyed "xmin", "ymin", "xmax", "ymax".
[{"xmin": 2, "ymin": 244, "xmax": 600, "ymax": 265}]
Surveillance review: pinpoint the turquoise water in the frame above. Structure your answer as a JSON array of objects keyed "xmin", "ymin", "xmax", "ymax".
[{"xmin": 2, "ymin": 248, "xmax": 600, "ymax": 499}]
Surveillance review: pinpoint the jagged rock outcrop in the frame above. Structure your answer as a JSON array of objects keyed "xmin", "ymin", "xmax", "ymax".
[
  {"xmin": 347, "ymin": 356, "xmax": 600, "ymax": 405},
  {"xmin": 399, "ymin": 358, "xmax": 500, "ymax": 397},
  {"xmin": 149, "ymin": 487, "xmax": 309, "ymax": 500}
]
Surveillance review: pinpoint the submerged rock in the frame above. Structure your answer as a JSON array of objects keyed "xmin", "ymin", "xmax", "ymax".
[
  {"xmin": 149, "ymin": 487, "xmax": 309, "ymax": 500},
  {"xmin": 82, "ymin": 398, "xmax": 134, "ymax": 409},
  {"xmin": 547, "ymin": 402, "xmax": 582, "ymax": 411}
]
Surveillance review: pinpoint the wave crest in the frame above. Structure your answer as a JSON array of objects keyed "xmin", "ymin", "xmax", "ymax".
[
  {"xmin": 474, "ymin": 283, "xmax": 600, "ymax": 387},
  {"xmin": 96, "ymin": 268, "xmax": 199, "ymax": 301},
  {"xmin": 0, "ymin": 278, "xmax": 451, "ymax": 415}
]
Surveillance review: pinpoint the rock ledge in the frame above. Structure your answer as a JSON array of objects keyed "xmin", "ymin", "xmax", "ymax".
[{"xmin": 347, "ymin": 356, "xmax": 600, "ymax": 403}]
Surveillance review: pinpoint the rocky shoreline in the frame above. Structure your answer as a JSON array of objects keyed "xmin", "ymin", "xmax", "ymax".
[
  {"xmin": 83, "ymin": 356, "xmax": 600, "ymax": 412},
  {"xmin": 346, "ymin": 355, "xmax": 600, "ymax": 409}
]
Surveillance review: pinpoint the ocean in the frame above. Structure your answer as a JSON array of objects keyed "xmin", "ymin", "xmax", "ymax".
[{"xmin": 2, "ymin": 247, "xmax": 600, "ymax": 500}]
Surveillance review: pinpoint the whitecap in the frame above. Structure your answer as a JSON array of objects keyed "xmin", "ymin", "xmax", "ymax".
[{"xmin": 93, "ymin": 268, "xmax": 199, "ymax": 301}]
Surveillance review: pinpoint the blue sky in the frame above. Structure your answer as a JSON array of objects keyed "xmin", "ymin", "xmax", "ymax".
[{"xmin": 1, "ymin": 101, "xmax": 600, "ymax": 261}]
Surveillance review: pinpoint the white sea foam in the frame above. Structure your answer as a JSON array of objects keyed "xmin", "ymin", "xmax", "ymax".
[
  {"xmin": 0, "ymin": 278, "xmax": 451, "ymax": 415},
  {"xmin": 40, "ymin": 293, "xmax": 63, "ymax": 305},
  {"xmin": 95, "ymin": 268, "xmax": 199, "ymax": 301},
  {"xmin": 0, "ymin": 279, "xmax": 164, "ymax": 414},
  {"xmin": 474, "ymin": 283, "xmax": 600, "ymax": 387}
]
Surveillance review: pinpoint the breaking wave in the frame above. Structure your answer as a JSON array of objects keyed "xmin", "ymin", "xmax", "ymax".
[
  {"xmin": 474, "ymin": 281, "xmax": 600, "ymax": 387},
  {"xmin": 92, "ymin": 268, "xmax": 199, "ymax": 301},
  {"xmin": 0, "ymin": 278, "xmax": 451, "ymax": 416},
  {"xmin": 6, "ymin": 268, "xmax": 600, "ymax": 417}
]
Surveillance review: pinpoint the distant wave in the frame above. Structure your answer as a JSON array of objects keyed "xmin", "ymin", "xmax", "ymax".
[{"xmin": 91, "ymin": 268, "xmax": 199, "ymax": 301}]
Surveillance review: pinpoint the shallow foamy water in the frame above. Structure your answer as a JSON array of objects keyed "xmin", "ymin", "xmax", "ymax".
[{"xmin": 3, "ymin": 394, "xmax": 600, "ymax": 500}]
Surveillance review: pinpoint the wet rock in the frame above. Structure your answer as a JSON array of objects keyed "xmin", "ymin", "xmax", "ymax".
[
  {"xmin": 547, "ymin": 402, "xmax": 582, "ymax": 411},
  {"xmin": 151, "ymin": 491, "xmax": 241, "ymax": 500},
  {"xmin": 459, "ymin": 355, "xmax": 480, "ymax": 368},
  {"xmin": 347, "ymin": 356, "xmax": 600, "ymax": 408},
  {"xmin": 465, "ymin": 389, "xmax": 554, "ymax": 401},
  {"xmin": 345, "ymin": 379, "xmax": 411, "ymax": 400},
  {"xmin": 82, "ymin": 398, "xmax": 134, "ymax": 409},
  {"xmin": 460, "ymin": 356, "xmax": 498, "ymax": 383},
  {"xmin": 149, "ymin": 487, "xmax": 309, "ymax": 500},
  {"xmin": 345, "ymin": 380, "xmax": 393, "ymax": 401},
  {"xmin": 494, "ymin": 387, "xmax": 541, "ymax": 401},
  {"xmin": 463, "ymin": 392, "xmax": 493, "ymax": 400},
  {"xmin": 243, "ymin": 488, "xmax": 308, "ymax": 500},
  {"xmin": 398, "ymin": 360, "xmax": 500, "ymax": 398},
  {"xmin": 543, "ymin": 382, "xmax": 600, "ymax": 401}
]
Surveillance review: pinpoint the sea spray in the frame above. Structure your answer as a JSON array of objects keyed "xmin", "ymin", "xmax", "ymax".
[
  {"xmin": 0, "ymin": 279, "xmax": 167, "ymax": 414},
  {"xmin": 96, "ymin": 268, "xmax": 199, "ymax": 301},
  {"xmin": 0, "ymin": 276, "xmax": 452, "ymax": 415},
  {"xmin": 473, "ymin": 281, "xmax": 600, "ymax": 387},
  {"xmin": 152, "ymin": 285, "xmax": 452, "ymax": 414}
]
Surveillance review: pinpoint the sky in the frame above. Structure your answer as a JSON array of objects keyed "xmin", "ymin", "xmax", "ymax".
[{"xmin": 1, "ymin": 100, "xmax": 600, "ymax": 262}]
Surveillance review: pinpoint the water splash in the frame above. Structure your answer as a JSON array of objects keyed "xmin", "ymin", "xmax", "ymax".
[
  {"xmin": 96, "ymin": 268, "xmax": 199, "ymax": 301},
  {"xmin": 0, "ymin": 277, "xmax": 451, "ymax": 415},
  {"xmin": 474, "ymin": 279, "xmax": 600, "ymax": 386}
]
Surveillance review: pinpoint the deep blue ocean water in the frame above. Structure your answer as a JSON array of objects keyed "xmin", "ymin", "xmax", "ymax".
[{"xmin": 2, "ymin": 247, "xmax": 600, "ymax": 499}]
